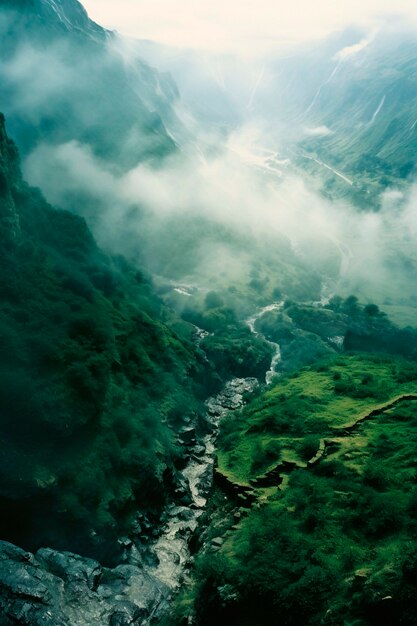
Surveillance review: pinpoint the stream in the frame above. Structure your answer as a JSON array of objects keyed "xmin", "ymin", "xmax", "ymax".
[
  {"xmin": 138, "ymin": 302, "xmax": 285, "ymax": 604},
  {"xmin": 0, "ymin": 304, "xmax": 284, "ymax": 626},
  {"xmin": 247, "ymin": 302, "xmax": 283, "ymax": 384},
  {"xmin": 1, "ymin": 289, "xmax": 352, "ymax": 626}
]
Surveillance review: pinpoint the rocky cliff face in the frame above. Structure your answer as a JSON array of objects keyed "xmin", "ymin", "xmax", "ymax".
[
  {"xmin": 0, "ymin": 540, "xmax": 168, "ymax": 626},
  {"xmin": 0, "ymin": 113, "xmax": 21, "ymax": 239},
  {"xmin": 0, "ymin": 0, "xmax": 179, "ymax": 170},
  {"xmin": 0, "ymin": 0, "xmax": 106, "ymax": 40}
]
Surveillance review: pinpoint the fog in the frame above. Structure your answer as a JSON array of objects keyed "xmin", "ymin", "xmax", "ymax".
[
  {"xmin": 2, "ymin": 4, "xmax": 417, "ymax": 323},
  {"xmin": 23, "ymin": 119, "xmax": 417, "ymax": 319},
  {"xmin": 81, "ymin": 0, "xmax": 417, "ymax": 55}
]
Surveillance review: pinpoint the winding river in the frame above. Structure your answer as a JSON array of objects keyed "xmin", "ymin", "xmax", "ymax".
[
  {"xmin": 140, "ymin": 302, "xmax": 284, "ymax": 605},
  {"xmin": 0, "ymin": 303, "xmax": 285, "ymax": 626}
]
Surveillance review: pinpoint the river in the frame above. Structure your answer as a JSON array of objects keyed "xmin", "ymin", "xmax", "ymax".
[
  {"xmin": 0, "ymin": 303, "xmax": 284, "ymax": 626},
  {"xmin": 140, "ymin": 302, "xmax": 284, "ymax": 602}
]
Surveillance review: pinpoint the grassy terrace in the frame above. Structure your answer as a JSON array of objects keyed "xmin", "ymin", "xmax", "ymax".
[
  {"xmin": 217, "ymin": 354, "xmax": 417, "ymax": 488},
  {"xmin": 177, "ymin": 353, "xmax": 417, "ymax": 626}
]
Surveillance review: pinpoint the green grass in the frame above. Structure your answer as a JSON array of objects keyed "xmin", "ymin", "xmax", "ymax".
[
  {"xmin": 183, "ymin": 354, "xmax": 417, "ymax": 626},
  {"xmin": 217, "ymin": 354, "xmax": 417, "ymax": 486}
]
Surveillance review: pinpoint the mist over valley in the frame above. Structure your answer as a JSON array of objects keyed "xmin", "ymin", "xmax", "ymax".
[{"xmin": 1, "ymin": 1, "xmax": 417, "ymax": 625}]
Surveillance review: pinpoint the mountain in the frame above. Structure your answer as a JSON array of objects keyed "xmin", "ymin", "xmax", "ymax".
[
  {"xmin": 0, "ymin": 0, "xmax": 179, "ymax": 171},
  {"xmin": 244, "ymin": 27, "xmax": 417, "ymax": 208},
  {"xmin": 0, "ymin": 0, "xmax": 105, "ymax": 39},
  {"xmin": 0, "ymin": 112, "xmax": 211, "ymax": 560},
  {"xmin": 133, "ymin": 40, "xmax": 246, "ymax": 132},
  {"xmin": 142, "ymin": 25, "xmax": 417, "ymax": 210}
]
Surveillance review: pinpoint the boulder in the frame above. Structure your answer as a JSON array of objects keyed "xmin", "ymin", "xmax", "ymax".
[
  {"xmin": 0, "ymin": 542, "xmax": 69, "ymax": 625},
  {"xmin": 178, "ymin": 427, "xmax": 197, "ymax": 446},
  {"xmin": 109, "ymin": 601, "xmax": 148, "ymax": 625},
  {"xmin": 36, "ymin": 548, "xmax": 102, "ymax": 591}
]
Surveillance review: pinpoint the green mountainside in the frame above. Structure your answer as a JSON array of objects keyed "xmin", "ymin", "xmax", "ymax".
[
  {"xmin": 0, "ymin": 0, "xmax": 178, "ymax": 170},
  {"xmin": 174, "ymin": 350, "xmax": 417, "ymax": 626},
  {"xmin": 2, "ymin": 3, "xmax": 417, "ymax": 625},
  {"xmin": 0, "ymin": 113, "xmax": 210, "ymax": 561},
  {"xmin": 295, "ymin": 36, "xmax": 417, "ymax": 207}
]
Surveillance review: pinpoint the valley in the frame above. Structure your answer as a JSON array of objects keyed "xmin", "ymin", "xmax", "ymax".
[{"xmin": 1, "ymin": 1, "xmax": 417, "ymax": 625}]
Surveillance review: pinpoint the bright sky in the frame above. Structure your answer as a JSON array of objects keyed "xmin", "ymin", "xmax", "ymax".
[{"xmin": 81, "ymin": 0, "xmax": 417, "ymax": 54}]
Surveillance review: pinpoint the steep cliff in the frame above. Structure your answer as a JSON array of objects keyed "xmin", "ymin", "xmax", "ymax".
[
  {"xmin": 0, "ymin": 114, "xmax": 209, "ymax": 560},
  {"xmin": 0, "ymin": 0, "xmax": 179, "ymax": 170},
  {"xmin": 0, "ymin": 113, "xmax": 21, "ymax": 238}
]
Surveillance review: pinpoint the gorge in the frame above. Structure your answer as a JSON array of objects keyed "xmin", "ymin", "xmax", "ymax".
[{"xmin": 2, "ymin": 1, "xmax": 417, "ymax": 625}]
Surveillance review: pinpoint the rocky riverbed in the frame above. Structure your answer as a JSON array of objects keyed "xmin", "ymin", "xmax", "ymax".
[
  {"xmin": 0, "ymin": 307, "xmax": 280, "ymax": 626},
  {"xmin": 0, "ymin": 378, "xmax": 260, "ymax": 626}
]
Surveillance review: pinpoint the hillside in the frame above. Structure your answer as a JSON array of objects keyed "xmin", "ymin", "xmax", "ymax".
[
  {"xmin": 267, "ymin": 30, "xmax": 417, "ymax": 208},
  {"xmin": 175, "ymin": 352, "xmax": 417, "ymax": 626},
  {"xmin": 0, "ymin": 113, "xmax": 210, "ymax": 561},
  {"xmin": 2, "ymin": 2, "xmax": 417, "ymax": 625},
  {"xmin": 295, "ymin": 34, "xmax": 417, "ymax": 207},
  {"xmin": 0, "ymin": 0, "xmax": 178, "ymax": 170}
]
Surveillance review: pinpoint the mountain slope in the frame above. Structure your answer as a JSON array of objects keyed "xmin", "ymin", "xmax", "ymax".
[
  {"xmin": 293, "ymin": 35, "xmax": 417, "ymax": 207},
  {"xmin": 0, "ymin": 0, "xmax": 179, "ymax": 170},
  {"xmin": 0, "ymin": 0, "xmax": 105, "ymax": 39},
  {"xmin": 0, "ymin": 113, "xmax": 209, "ymax": 560},
  {"xmin": 176, "ymin": 353, "xmax": 417, "ymax": 626},
  {"xmin": 244, "ymin": 28, "xmax": 417, "ymax": 208}
]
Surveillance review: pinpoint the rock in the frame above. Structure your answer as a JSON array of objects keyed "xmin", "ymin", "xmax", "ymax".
[
  {"xmin": 36, "ymin": 548, "xmax": 102, "ymax": 591},
  {"xmin": 178, "ymin": 427, "xmax": 196, "ymax": 446},
  {"xmin": 353, "ymin": 568, "xmax": 372, "ymax": 585},
  {"xmin": 99, "ymin": 565, "xmax": 136, "ymax": 594},
  {"xmin": 0, "ymin": 540, "xmax": 169, "ymax": 626},
  {"xmin": 175, "ymin": 490, "xmax": 193, "ymax": 507},
  {"xmin": 164, "ymin": 467, "xmax": 193, "ymax": 505},
  {"xmin": 174, "ymin": 477, "xmax": 193, "ymax": 506},
  {"xmin": 206, "ymin": 378, "xmax": 258, "ymax": 416},
  {"xmin": 101, "ymin": 564, "xmax": 167, "ymax": 605},
  {"xmin": 176, "ymin": 507, "xmax": 196, "ymax": 522},
  {"xmin": 2, "ymin": 601, "xmax": 69, "ymax": 625},
  {"xmin": 0, "ymin": 542, "xmax": 69, "ymax": 626},
  {"xmin": 0, "ymin": 562, "xmax": 51, "ymax": 604},
  {"xmin": 191, "ymin": 454, "xmax": 204, "ymax": 464},
  {"xmin": 211, "ymin": 537, "xmax": 224, "ymax": 548},
  {"xmin": 139, "ymin": 516, "xmax": 152, "ymax": 531},
  {"xmin": 109, "ymin": 601, "xmax": 148, "ymax": 625},
  {"xmin": 0, "ymin": 541, "xmax": 34, "ymax": 565},
  {"xmin": 196, "ymin": 465, "xmax": 213, "ymax": 494},
  {"xmin": 118, "ymin": 538, "xmax": 134, "ymax": 550},
  {"xmin": 354, "ymin": 568, "xmax": 371, "ymax": 578},
  {"xmin": 192, "ymin": 445, "xmax": 206, "ymax": 458}
]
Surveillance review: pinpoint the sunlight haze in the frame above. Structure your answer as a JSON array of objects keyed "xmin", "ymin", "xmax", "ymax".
[{"xmin": 81, "ymin": 0, "xmax": 417, "ymax": 53}]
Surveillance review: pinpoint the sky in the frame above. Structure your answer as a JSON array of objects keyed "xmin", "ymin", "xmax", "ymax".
[{"xmin": 81, "ymin": 0, "xmax": 417, "ymax": 54}]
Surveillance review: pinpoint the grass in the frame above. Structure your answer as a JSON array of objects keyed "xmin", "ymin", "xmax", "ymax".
[
  {"xmin": 217, "ymin": 354, "xmax": 417, "ymax": 487},
  {"xmin": 191, "ymin": 390, "xmax": 417, "ymax": 626},
  {"xmin": 169, "ymin": 350, "xmax": 417, "ymax": 626}
]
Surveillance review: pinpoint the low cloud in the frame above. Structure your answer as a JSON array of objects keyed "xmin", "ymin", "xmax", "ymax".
[
  {"xmin": 83, "ymin": 0, "xmax": 417, "ymax": 56},
  {"xmin": 22, "ymin": 120, "xmax": 417, "ymax": 316},
  {"xmin": 2, "ymin": 14, "xmax": 417, "ymax": 320},
  {"xmin": 334, "ymin": 35, "xmax": 373, "ymax": 61},
  {"xmin": 303, "ymin": 126, "xmax": 334, "ymax": 137}
]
